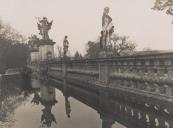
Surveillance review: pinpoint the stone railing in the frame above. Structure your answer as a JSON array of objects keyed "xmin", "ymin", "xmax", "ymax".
[
  {"xmin": 108, "ymin": 52, "xmax": 173, "ymax": 78},
  {"xmin": 107, "ymin": 52, "xmax": 173, "ymax": 96},
  {"xmin": 44, "ymin": 52, "xmax": 173, "ymax": 97}
]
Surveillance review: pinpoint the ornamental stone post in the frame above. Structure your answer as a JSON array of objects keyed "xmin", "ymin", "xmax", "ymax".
[{"xmin": 98, "ymin": 60, "xmax": 110, "ymax": 86}]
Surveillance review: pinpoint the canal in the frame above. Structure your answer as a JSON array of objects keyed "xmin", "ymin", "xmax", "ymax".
[
  {"xmin": 0, "ymin": 75, "xmax": 172, "ymax": 128},
  {"xmin": 0, "ymin": 75, "xmax": 125, "ymax": 128}
]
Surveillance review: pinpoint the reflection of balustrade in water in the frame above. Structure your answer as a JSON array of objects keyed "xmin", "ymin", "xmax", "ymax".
[{"xmin": 54, "ymin": 80, "xmax": 173, "ymax": 128}]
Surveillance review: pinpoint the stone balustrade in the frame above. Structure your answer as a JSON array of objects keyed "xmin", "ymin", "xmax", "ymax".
[{"xmin": 44, "ymin": 52, "xmax": 173, "ymax": 97}]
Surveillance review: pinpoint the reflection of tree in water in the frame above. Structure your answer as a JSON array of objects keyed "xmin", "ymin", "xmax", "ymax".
[
  {"xmin": 0, "ymin": 72, "xmax": 35, "ymax": 127},
  {"xmin": 0, "ymin": 79, "xmax": 29, "ymax": 128}
]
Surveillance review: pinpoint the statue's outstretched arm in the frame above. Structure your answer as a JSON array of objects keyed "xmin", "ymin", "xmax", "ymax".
[{"xmin": 48, "ymin": 20, "xmax": 53, "ymax": 29}]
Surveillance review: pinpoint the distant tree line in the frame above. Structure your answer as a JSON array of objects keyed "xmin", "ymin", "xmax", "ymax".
[{"xmin": 0, "ymin": 19, "xmax": 29, "ymax": 74}]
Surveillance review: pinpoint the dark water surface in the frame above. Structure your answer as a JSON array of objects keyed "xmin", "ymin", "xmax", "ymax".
[
  {"xmin": 0, "ymin": 76, "xmax": 125, "ymax": 128},
  {"xmin": 2, "ymin": 75, "xmax": 173, "ymax": 128}
]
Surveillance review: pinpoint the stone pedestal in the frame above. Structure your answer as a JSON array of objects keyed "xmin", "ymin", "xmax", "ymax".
[
  {"xmin": 62, "ymin": 63, "xmax": 67, "ymax": 78},
  {"xmin": 38, "ymin": 39, "xmax": 56, "ymax": 60},
  {"xmin": 98, "ymin": 50, "xmax": 110, "ymax": 86},
  {"xmin": 40, "ymin": 84, "xmax": 56, "ymax": 102},
  {"xmin": 99, "ymin": 62, "xmax": 109, "ymax": 84}
]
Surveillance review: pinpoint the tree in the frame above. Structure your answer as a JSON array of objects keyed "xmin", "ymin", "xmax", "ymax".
[
  {"xmin": 111, "ymin": 36, "xmax": 136, "ymax": 56},
  {"xmin": 0, "ymin": 19, "xmax": 29, "ymax": 73},
  {"xmin": 74, "ymin": 51, "xmax": 83, "ymax": 60},
  {"xmin": 85, "ymin": 35, "xmax": 136, "ymax": 59},
  {"xmin": 152, "ymin": 0, "xmax": 173, "ymax": 20},
  {"xmin": 85, "ymin": 41, "xmax": 101, "ymax": 59}
]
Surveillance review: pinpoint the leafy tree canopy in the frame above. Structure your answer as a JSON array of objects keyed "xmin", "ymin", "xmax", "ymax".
[{"xmin": 0, "ymin": 19, "xmax": 29, "ymax": 73}]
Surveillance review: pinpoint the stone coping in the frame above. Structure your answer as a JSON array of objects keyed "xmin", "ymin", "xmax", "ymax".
[{"xmin": 38, "ymin": 39, "xmax": 56, "ymax": 45}]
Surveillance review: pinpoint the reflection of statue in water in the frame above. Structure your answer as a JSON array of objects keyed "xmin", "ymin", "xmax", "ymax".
[
  {"xmin": 41, "ymin": 105, "xmax": 57, "ymax": 127},
  {"xmin": 31, "ymin": 91, "xmax": 40, "ymax": 105},
  {"xmin": 37, "ymin": 17, "xmax": 53, "ymax": 40},
  {"xmin": 101, "ymin": 7, "xmax": 115, "ymax": 50},
  {"xmin": 65, "ymin": 96, "xmax": 71, "ymax": 118},
  {"xmin": 39, "ymin": 84, "xmax": 57, "ymax": 127},
  {"xmin": 30, "ymin": 86, "xmax": 57, "ymax": 127},
  {"xmin": 63, "ymin": 35, "xmax": 69, "ymax": 57}
]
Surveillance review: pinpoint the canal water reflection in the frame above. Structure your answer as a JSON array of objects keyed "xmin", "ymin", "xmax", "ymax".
[
  {"xmin": 0, "ymin": 76, "xmax": 125, "ymax": 128},
  {"xmin": 1, "ymin": 76, "xmax": 173, "ymax": 128}
]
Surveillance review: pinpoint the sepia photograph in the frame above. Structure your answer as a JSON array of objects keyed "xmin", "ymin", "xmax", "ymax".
[{"xmin": 1, "ymin": 0, "xmax": 173, "ymax": 128}]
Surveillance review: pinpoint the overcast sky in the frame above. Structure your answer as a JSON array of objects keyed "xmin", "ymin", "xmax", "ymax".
[{"xmin": 0, "ymin": 0, "xmax": 173, "ymax": 55}]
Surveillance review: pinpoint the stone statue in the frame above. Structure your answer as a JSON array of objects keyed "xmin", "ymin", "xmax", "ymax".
[
  {"xmin": 28, "ymin": 34, "xmax": 39, "ymax": 42},
  {"xmin": 37, "ymin": 17, "xmax": 53, "ymax": 40},
  {"xmin": 101, "ymin": 7, "xmax": 114, "ymax": 49},
  {"xmin": 28, "ymin": 34, "xmax": 39, "ymax": 49},
  {"xmin": 63, "ymin": 35, "xmax": 69, "ymax": 57},
  {"xmin": 102, "ymin": 7, "xmax": 112, "ymax": 31}
]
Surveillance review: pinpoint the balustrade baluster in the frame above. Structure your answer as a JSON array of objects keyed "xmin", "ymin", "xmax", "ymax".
[
  {"xmin": 164, "ymin": 85, "xmax": 172, "ymax": 96},
  {"xmin": 154, "ymin": 83, "xmax": 160, "ymax": 94}
]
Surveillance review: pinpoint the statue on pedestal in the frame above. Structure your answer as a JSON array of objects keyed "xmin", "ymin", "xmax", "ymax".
[
  {"xmin": 101, "ymin": 7, "xmax": 114, "ymax": 50},
  {"xmin": 63, "ymin": 35, "xmax": 69, "ymax": 57},
  {"xmin": 37, "ymin": 17, "xmax": 53, "ymax": 40}
]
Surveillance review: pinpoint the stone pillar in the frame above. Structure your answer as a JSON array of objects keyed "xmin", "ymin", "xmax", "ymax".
[
  {"xmin": 99, "ymin": 60, "xmax": 110, "ymax": 87},
  {"xmin": 62, "ymin": 63, "xmax": 67, "ymax": 78},
  {"xmin": 39, "ymin": 43, "xmax": 55, "ymax": 61},
  {"xmin": 38, "ymin": 39, "xmax": 56, "ymax": 61}
]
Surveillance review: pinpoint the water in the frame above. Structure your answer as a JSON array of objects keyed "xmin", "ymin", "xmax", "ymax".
[
  {"xmin": 0, "ymin": 75, "xmax": 126, "ymax": 128},
  {"xmin": 12, "ymin": 90, "xmax": 101, "ymax": 128},
  {"xmin": 0, "ymin": 75, "xmax": 172, "ymax": 128}
]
